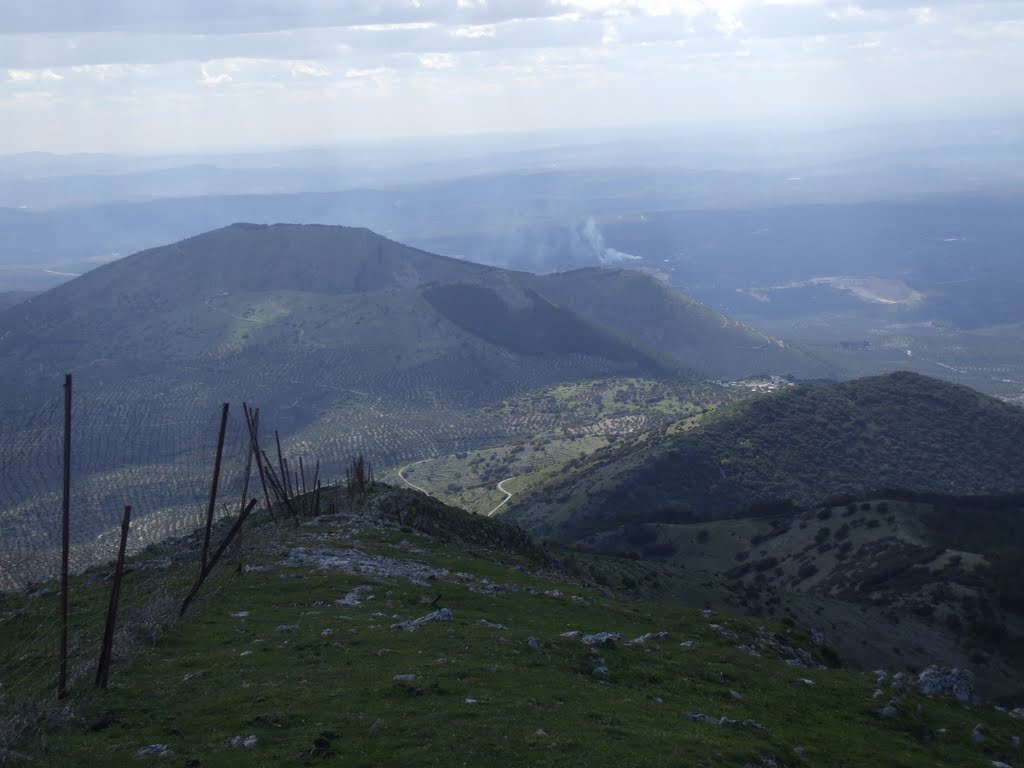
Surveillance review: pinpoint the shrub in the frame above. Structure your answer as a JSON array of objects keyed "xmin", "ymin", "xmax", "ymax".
[{"xmin": 797, "ymin": 561, "xmax": 819, "ymax": 580}]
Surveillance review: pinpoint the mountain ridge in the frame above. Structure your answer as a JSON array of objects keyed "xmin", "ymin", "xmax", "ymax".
[{"xmin": 505, "ymin": 371, "xmax": 1024, "ymax": 540}]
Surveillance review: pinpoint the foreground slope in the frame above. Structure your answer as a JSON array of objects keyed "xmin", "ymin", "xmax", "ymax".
[
  {"xmin": 3, "ymin": 486, "xmax": 1021, "ymax": 767},
  {"xmin": 580, "ymin": 491, "xmax": 1024, "ymax": 697},
  {"xmin": 506, "ymin": 372, "xmax": 1024, "ymax": 540}
]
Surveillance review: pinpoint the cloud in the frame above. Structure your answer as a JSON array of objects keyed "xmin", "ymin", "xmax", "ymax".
[
  {"xmin": 289, "ymin": 60, "xmax": 330, "ymax": 77},
  {"xmin": 6, "ymin": 67, "xmax": 63, "ymax": 81},
  {"xmin": 2, "ymin": 0, "xmax": 1022, "ymax": 153},
  {"xmin": 0, "ymin": 0, "xmax": 567, "ymax": 35},
  {"xmin": 200, "ymin": 64, "xmax": 232, "ymax": 85}
]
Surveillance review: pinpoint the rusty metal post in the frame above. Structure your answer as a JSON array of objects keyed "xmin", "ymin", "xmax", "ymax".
[{"xmin": 58, "ymin": 373, "xmax": 72, "ymax": 698}]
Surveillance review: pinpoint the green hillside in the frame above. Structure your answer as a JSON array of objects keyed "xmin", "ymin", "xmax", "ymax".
[
  {"xmin": 577, "ymin": 491, "xmax": 1024, "ymax": 696},
  {"xmin": 0, "ymin": 291, "xmax": 35, "ymax": 312},
  {"xmin": 530, "ymin": 268, "xmax": 834, "ymax": 380},
  {"xmin": 506, "ymin": 372, "xmax": 1024, "ymax": 540},
  {"xmin": 3, "ymin": 485, "xmax": 1022, "ymax": 767}
]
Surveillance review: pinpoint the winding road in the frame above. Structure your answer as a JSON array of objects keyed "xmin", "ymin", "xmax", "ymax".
[
  {"xmin": 488, "ymin": 476, "xmax": 517, "ymax": 517},
  {"xmin": 397, "ymin": 458, "xmax": 433, "ymax": 495},
  {"xmin": 398, "ymin": 459, "xmax": 517, "ymax": 518}
]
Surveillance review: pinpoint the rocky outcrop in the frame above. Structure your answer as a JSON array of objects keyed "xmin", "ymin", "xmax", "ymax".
[{"xmin": 917, "ymin": 665, "xmax": 975, "ymax": 702}]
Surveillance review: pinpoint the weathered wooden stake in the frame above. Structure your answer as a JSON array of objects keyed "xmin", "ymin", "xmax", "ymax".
[
  {"xmin": 200, "ymin": 403, "xmax": 230, "ymax": 572},
  {"xmin": 243, "ymin": 405, "xmax": 275, "ymax": 520},
  {"xmin": 58, "ymin": 373, "xmax": 72, "ymax": 699},
  {"xmin": 179, "ymin": 498, "xmax": 257, "ymax": 617},
  {"xmin": 96, "ymin": 505, "xmax": 131, "ymax": 689},
  {"xmin": 274, "ymin": 431, "xmax": 289, "ymax": 500},
  {"xmin": 238, "ymin": 421, "xmax": 254, "ymax": 518}
]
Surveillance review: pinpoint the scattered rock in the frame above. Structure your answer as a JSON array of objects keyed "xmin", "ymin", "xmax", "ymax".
[
  {"xmin": 390, "ymin": 608, "xmax": 454, "ymax": 632},
  {"xmin": 729, "ymin": 690, "xmax": 743, "ymax": 700},
  {"xmin": 628, "ymin": 632, "xmax": 668, "ymax": 645},
  {"xmin": 877, "ymin": 702, "xmax": 899, "ymax": 719},
  {"xmin": 182, "ymin": 671, "xmax": 205, "ymax": 682},
  {"xmin": 701, "ymin": 609, "xmax": 718, "ymax": 618},
  {"xmin": 240, "ymin": 651, "xmax": 253, "ymax": 657},
  {"xmin": 688, "ymin": 713, "xmax": 766, "ymax": 731},
  {"xmin": 229, "ymin": 735, "xmax": 258, "ymax": 749},
  {"xmin": 393, "ymin": 674, "xmax": 418, "ymax": 682},
  {"xmin": 794, "ymin": 746, "xmax": 806, "ymax": 757},
  {"xmin": 136, "ymin": 744, "xmax": 174, "ymax": 758},
  {"xmin": 286, "ymin": 547, "xmax": 448, "ymax": 582},
  {"xmin": 560, "ymin": 631, "xmax": 582, "ymax": 639},
  {"xmin": 534, "ymin": 729, "xmax": 549, "ymax": 738},
  {"xmin": 581, "ymin": 632, "xmax": 621, "ymax": 647},
  {"xmin": 275, "ymin": 624, "xmax": 299, "ymax": 633},
  {"xmin": 917, "ymin": 665, "xmax": 975, "ymax": 702},
  {"xmin": 796, "ymin": 678, "xmax": 815, "ymax": 687},
  {"xmin": 527, "ymin": 636, "xmax": 544, "ymax": 650},
  {"xmin": 592, "ymin": 666, "xmax": 610, "ymax": 679},
  {"xmin": 992, "ymin": 762, "xmax": 1013, "ymax": 768},
  {"xmin": 679, "ymin": 640, "xmax": 698, "ymax": 650},
  {"xmin": 464, "ymin": 698, "xmax": 478, "ymax": 705},
  {"xmin": 972, "ymin": 724, "xmax": 986, "ymax": 744},
  {"xmin": 230, "ymin": 611, "xmax": 250, "ymax": 619},
  {"xmin": 1011, "ymin": 735, "xmax": 1021, "ymax": 750},
  {"xmin": 478, "ymin": 620, "xmax": 508, "ymax": 631},
  {"xmin": 321, "ymin": 628, "xmax": 334, "ymax": 637},
  {"xmin": 1011, "ymin": 708, "xmax": 1024, "ymax": 721},
  {"xmin": 309, "ymin": 731, "xmax": 337, "ymax": 758}
]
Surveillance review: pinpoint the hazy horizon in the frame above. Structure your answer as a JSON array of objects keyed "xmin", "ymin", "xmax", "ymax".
[{"xmin": 3, "ymin": 0, "xmax": 1024, "ymax": 154}]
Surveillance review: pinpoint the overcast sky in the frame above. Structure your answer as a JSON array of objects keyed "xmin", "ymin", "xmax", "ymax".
[{"xmin": 2, "ymin": 0, "xmax": 1022, "ymax": 154}]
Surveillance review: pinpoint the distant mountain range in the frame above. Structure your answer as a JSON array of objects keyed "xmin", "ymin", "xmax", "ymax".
[
  {"xmin": 506, "ymin": 371, "xmax": 1024, "ymax": 540},
  {"xmin": 0, "ymin": 223, "xmax": 826, "ymax": 420}
]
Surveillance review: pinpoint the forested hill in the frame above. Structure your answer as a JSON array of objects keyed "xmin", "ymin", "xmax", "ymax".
[{"xmin": 507, "ymin": 371, "xmax": 1024, "ymax": 540}]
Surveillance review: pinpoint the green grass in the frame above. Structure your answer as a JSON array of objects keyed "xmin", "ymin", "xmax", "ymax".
[{"xmin": 3, "ymin": 488, "xmax": 1023, "ymax": 767}]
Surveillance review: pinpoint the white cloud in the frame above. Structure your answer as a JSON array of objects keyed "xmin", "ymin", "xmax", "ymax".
[
  {"xmin": 451, "ymin": 24, "xmax": 498, "ymax": 37},
  {"xmin": 6, "ymin": 67, "xmax": 63, "ymax": 81},
  {"xmin": 420, "ymin": 52, "xmax": 458, "ymax": 68},
  {"xmin": 289, "ymin": 60, "xmax": 330, "ymax": 77},
  {"xmin": 1, "ymin": 0, "xmax": 1022, "ymax": 152},
  {"xmin": 200, "ymin": 64, "xmax": 232, "ymax": 85}
]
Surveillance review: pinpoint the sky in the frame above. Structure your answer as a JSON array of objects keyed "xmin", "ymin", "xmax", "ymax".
[{"xmin": 1, "ymin": 0, "xmax": 1023, "ymax": 154}]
